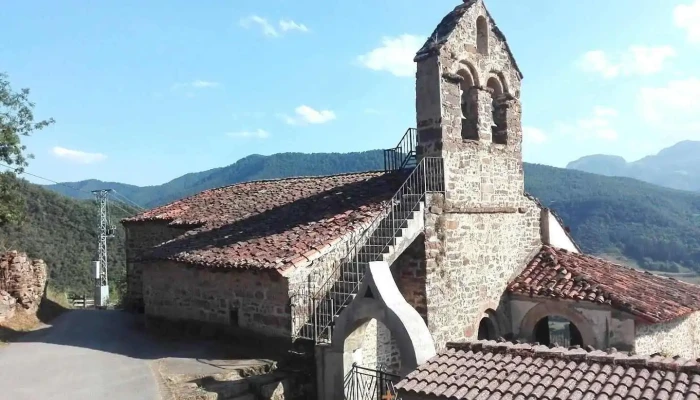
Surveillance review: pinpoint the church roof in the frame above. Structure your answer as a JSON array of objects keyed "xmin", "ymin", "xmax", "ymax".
[
  {"xmin": 123, "ymin": 170, "xmax": 409, "ymax": 270},
  {"xmin": 396, "ymin": 340, "xmax": 700, "ymax": 400},
  {"xmin": 508, "ymin": 246, "xmax": 700, "ymax": 324},
  {"xmin": 414, "ymin": 0, "xmax": 523, "ymax": 79}
]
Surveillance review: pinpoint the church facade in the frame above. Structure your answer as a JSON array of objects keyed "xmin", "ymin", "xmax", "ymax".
[{"xmin": 122, "ymin": 1, "xmax": 700, "ymax": 398}]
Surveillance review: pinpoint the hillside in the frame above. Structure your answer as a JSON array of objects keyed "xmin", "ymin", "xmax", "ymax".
[
  {"xmin": 566, "ymin": 140, "xmax": 700, "ymax": 192},
  {"xmin": 42, "ymin": 150, "xmax": 700, "ymax": 276},
  {"xmin": 47, "ymin": 151, "xmax": 387, "ymax": 208},
  {"xmin": 0, "ymin": 176, "xmax": 134, "ymax": 296}
]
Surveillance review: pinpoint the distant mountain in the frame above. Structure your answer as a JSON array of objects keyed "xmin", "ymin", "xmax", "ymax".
[
  {"xmin": 42, "ymin": 149, "xmax": 700, "ymax": 275},
  {"xmin": 566, "ymin": 141, "xmax": 700, "ymax": 192},
  {"xmin": 47, "ymin": 151, "xmax": 387, "ymax": 208}
]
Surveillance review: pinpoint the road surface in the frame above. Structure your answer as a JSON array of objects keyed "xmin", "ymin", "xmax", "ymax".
[{"xmin": 0, "ymin": 310, "xmax": 164, "ymax": 400}]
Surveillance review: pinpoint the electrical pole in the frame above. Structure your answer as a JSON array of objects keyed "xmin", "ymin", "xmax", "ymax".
[{"xmin": 92, "ymin": 189, "xmax": 115, "ymax": 308}]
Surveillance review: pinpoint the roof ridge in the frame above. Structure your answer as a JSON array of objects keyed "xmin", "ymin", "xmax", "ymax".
[
  {"xmin": 122, "ymin": 169, "xmax": 390, "ymax": 223},
  {"xmin": 446, "ymin": 340, "xmax": 700, "ymax": 374}
]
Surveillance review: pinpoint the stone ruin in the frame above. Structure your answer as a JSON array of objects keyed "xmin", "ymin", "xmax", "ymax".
[{"xmin": 0, "ymin": 251, "xmax": 47, "ymax": 322}]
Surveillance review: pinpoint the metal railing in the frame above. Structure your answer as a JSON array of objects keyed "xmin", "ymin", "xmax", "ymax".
[
  {"xmin": 292, "ymin": 157, "xmax": 444, "ymax": 343},
  {"xmin": 384, "ymin": 128, "xmax": 417, "ymax": 172},
  {"xmin": 343, "ymin": 363, "xmax": 401, "ymax": 400}
]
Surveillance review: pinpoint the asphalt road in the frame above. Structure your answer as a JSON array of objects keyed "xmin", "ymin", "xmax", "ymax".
[{"xmin": 0, "ymin": 310, "xmax": 163, "ymax": 400}]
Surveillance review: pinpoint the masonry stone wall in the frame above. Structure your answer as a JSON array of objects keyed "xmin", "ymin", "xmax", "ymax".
[
  {"xmin": 423, "ymin": 195, "xmax": 541, "ymax": 350},
  {"xmin": 359, "ymin": 319, "xmax": 401, "ymax": 375},
  {"xmin": 123, "ymin": 222, "xmax": 190, "ymax": 309},
  {"xmin": 142, "ymin": 260, "xmax": 291, "ymax": 338},
  {"xmin": 0, "ymin": 251, "xmax": 47, "ymax": 313},
  {"xmin": 392, "ymin": 235, "xmax": 427, "ymax": 321},
  {"xmin": 635, "ymin": 312, "xmax": 700, "ymax": 358}
]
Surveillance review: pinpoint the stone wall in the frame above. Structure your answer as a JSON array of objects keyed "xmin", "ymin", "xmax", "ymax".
[
  {"xmin": 392, "ymin": 235, "xmax": 427, "ymax": 321},
  {"xmin": 142, "ymin": 260, "xmax": 292, "ymax": 338},
  {"xmin": 0, "ymin": 251, "xmax": 47, "ymax": 313},
  {"xmin": 123, "ymin": 221, "xmax": 190, "ymax": 310},
  {"xmin": 635, "ymin": 312, "xmax": 700, "ymax": 358},
  {"xmin": 0, "ymin": 290, "xmax": 16, "ymax": 323},
  {"xmin": 423, "ymin": 195, "xmax": 541, "ymax": 350},
  {"xmin": 359, "ymin": 319, "xmax": 401, "ymax": 375}
]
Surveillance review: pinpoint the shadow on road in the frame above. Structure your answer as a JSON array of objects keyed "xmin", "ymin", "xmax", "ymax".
[{"xmin": 5, "ymin": 307, "xmax": 286, "ymax": 367}]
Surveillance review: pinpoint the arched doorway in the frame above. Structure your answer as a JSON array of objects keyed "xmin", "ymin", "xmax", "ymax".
[
  {"xmin": 319, "ymin": 261, "xmax": 436, "ymax": 400},
  {"xmin": 533, "ymin": 315, "xmax": 583, "ymax": 347}
]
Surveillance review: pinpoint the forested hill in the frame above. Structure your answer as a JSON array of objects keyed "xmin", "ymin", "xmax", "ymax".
[
  {"xmin": 0, "ymin": 176, "xmax": 135, "ymax": 295},
  {"xmin": 22, "ymin": 150, "xmax": 700, "ymax": 295}
]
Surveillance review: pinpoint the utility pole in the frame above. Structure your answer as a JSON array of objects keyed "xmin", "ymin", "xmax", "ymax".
[{"xmin": 92, "ymin": 189, "xmax": 115, "ymax": 308}]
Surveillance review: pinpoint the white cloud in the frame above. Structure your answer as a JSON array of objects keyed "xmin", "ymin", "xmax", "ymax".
[
  {"xmin": 523, "ymin": 127, "xmax": 547, "ymax": 144},
  {"xmin": 51, "ymin": 147, "xmax": 107, "ymax": 164},
  {"xmin": 240, "ymin": 15, "xmax": 279, "ymax": 37},
  {"xmin": 674, "ymin": 0, "xmax": 700, "ymax": 43},
  {"xmin": 282, "ymin": 105, "xmax": 336, "ymax": 125},
  {"xmin": 638, "ymin": 77, "xmax": 700, "ymax": 137},
  {"xmin": 227, "ymin": 129, "xmax": 270, "ymax": 139},
  {"xmin": 557, "ymin": 107, "xmax": 619, "ymax": 141},
  {"xmin": 191, "ymin": 80, "xmax": 219, "ymax": 88},
  {"xmin": 240, "ymin": 15, "xmax": 310, "ymax": 37},
  {"xmin": 172, "ymin": 80, "xmax": 220, "ymax": 91},
  {"xmin": 577, "ymin": 46, "xmax": 676, "ymax": 79},
  {"xmin": 593, "ymin": 106, "xmax": 618, "ymax": 117},
  {"xmin": 357, "ymin": 34, "xmax": 424, "ymax": 77},
  {"xmin": 279, "ymin": 19, "xmax": 309, "ymax": 33}
]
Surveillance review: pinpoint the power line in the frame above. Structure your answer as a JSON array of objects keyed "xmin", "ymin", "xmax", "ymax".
[
  {"xmin": 0, "ymin": 162, "xmax": 145, "ymax": 217},
  {"xmin": 0, "ymin": 162, "xmax": 92, "ymax": 196},
  {"xmin": 112, "ymin": 190, "xmax": 144, "ymax": 211}
]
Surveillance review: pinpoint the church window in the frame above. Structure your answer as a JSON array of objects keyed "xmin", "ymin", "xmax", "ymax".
[
  {"xmin": 477, "ymin": 317, "xmax": 497, "ymax": 340},
  {"xmin": 458, "ymin": 69, "xmax": 478, "ymax": 140},
  {"xmin": 476, "ymin": 16, "xmax": 489, "ymax": 55},
  {"xmin": 487, "ymin": 77, "xmax": 507, "ymax": 144}
]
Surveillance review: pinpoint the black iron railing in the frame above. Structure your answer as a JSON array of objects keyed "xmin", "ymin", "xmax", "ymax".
[
  {"xmin": 291, "ymin": 157, "xmax": 444, "ymax": 343},
  {"xmin": 384, "ymin": 128, "xmax": 417, "ymax": 172},
  {"xmin": 343, "ymin": 364, "xmax": 401, "ymax": 400}
]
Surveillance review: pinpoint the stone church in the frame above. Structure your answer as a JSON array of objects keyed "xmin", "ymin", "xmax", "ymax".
[{"xmin": 122, "ymin": 0, "xmax": 700, "ymax": 398}]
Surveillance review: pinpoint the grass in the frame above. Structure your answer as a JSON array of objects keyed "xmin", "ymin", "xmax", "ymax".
[{"xmin": 0, "ymin": 285, "xmax": 72, "ymax": 345}]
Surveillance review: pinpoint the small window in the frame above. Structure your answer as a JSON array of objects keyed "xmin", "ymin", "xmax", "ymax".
[
  {"xmin": 458, "ymin": 69, "xmax": 478, "ymax": 140},
  {"xmin": 229, "ymin": 306, "xmax": 239, "ymax": 326},
  {"xmin": 478, "ymin": 317, "xmax": 496, "ymax": 340},
  {"xmin": 476, "ymin": 16, "xmax": 489, "ymax": 55},
  {"xmin": 487, "ymin": 77, "xmax": 507, "ymax": 144}
]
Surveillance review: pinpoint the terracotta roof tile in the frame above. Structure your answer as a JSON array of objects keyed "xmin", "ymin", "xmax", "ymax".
[
  {"xmin": 397, "ymin": 341, "xmax": 700, "ymax": 400},
  {"xmin": 508, "ymin": 246, "xmax": 700, "ymax": 323},
  {"xmin": 122, "ymin": 170, "xmax": 410, "ymax": 270}
]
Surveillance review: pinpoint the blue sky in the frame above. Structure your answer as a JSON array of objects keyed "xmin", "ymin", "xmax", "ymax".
[{"xmin": 2, "ymin": 0, "xmax": 700, "ymax": 186}]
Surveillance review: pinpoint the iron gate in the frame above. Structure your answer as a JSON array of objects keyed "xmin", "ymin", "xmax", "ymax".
[{"xmin": 343, "ymin": 363, "xmax": 401, "ymax": 400}]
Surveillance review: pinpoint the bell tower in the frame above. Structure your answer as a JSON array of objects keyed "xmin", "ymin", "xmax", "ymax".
[
  {"xmin": 414, "ymin": 0, "xmax": 525, "ymax": 209},
  {"xmin": 413, "ymin": 0, "xmax": 543, "ymax": 350}
]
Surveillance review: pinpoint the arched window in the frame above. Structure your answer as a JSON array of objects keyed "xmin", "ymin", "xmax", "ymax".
[
  {"xmin": 458, "ymin": 69, "xmax": 478, "ymax": 140},
  {"xmin": 487, "ymin": 77, "xmax": 507, "ymax": 144},
  {"xmin": 477, "ymin": 317, "xmax": 496, "ymax": 340},
  {"xmin": 533, "ymin": 316, "xmax": 583, "ymax": 347},
  {"xmin": 476, "ymin": 16, "xmax": 489, "ymax": 55}
]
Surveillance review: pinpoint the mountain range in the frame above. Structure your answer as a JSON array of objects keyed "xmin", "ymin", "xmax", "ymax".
[
  {"xmin": 566, "ymin": 140, "xmax": 700, "ymax": 192},
  {"xmin": 41, "ymin": 148, "xmax": 700, "ymax": 277}
]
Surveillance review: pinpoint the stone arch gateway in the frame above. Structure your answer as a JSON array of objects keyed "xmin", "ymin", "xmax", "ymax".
[{"xmin": 317, "ymin": 261, "xmax": 436, "ymax": 399}]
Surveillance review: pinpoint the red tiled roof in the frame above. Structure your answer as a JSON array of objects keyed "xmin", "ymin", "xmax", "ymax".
[
  {"xmin": 123, "ymin": 171, "xmax": 410, "ymax": 270},
  {"xmin": 396, "ymin": 340, "xmax": 700, "ymax": 400},
  {"xmin": 508, "ymin": 246, "xmax": 700, "ymax": 323}
]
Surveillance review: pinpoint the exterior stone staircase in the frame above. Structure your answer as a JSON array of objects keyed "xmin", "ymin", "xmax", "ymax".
[{"xmin": 292, "ymin": 128, "xmax": 444, "ymax": 344}]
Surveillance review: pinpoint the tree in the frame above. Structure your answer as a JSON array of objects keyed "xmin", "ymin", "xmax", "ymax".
[{"xmin": 0, "ymin": 72, "xmax": 54, "ymax": 225}]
